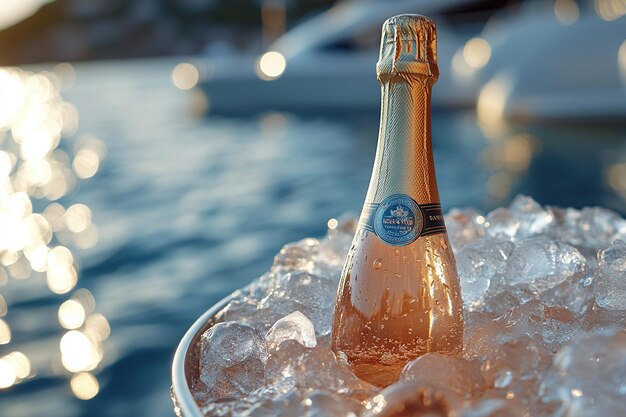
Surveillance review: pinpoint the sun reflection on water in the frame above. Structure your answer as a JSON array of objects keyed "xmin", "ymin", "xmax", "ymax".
[
  {"xmin": 70, "ymin": 372, "xmax": 100, "ymax": 400},
  {"xmin": 554, "ymin": 0, "xmax": 580, "ymax": 25},
  {"xmin": 0, "ymin": 65, "xmax": 109, "ymax": 400},
  {"xmin": 0, "ymin": 358, "xmax": 16, "ymax": 388},
  {"xmin": 58, "ymin": 299, "xmax": 86, "ymax": 330},
  {"xmin": 0, "ymin": 318, "xmax": 11, "ymax": 344}
]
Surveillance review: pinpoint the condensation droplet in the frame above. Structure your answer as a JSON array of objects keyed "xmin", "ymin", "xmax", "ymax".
[{"xmin": 373, "ymin": 258, "xmax": 383, "ymax": 270}]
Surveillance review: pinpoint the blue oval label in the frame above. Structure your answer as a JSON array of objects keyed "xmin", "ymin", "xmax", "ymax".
[{"xmin": 373, "ymin": 194, "xmax": 424, "ymax": 246}]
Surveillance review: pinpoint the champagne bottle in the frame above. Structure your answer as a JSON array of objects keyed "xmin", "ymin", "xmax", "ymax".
[{"xmin": 331, "ymin": 14, "xmax": 464, "ymax": 387}]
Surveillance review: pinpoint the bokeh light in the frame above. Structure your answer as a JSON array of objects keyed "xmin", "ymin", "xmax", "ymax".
[
  {"xmin": 84, "ymin": 313, "xmax": 111, "ymax": 342},
  {"xmin": 43, "ymin": 202, "xmax": 66, "ymax": 231},
  {"xmin": 452, "ymin": 49, "xmax": 474, "ymax": 80},
  {"xmin": 0, "ymin": 358, "xmax": 16, "ymax": 389},
  {"xmin": 70, "ymin": 372, "xmax": 100, "ymax": 400},
  {"xmin": 0, "ymin": 66, "xmax": 111, "ymax": 397},
  {"xmin": 72, "ymin": 148, "xmax": 100, "ymax": 179},
  {"xmin": 606, "ymin": 162, "xmax": 626, "ymax": 199},
  {"xmin": 256, "ymin": 51, "xmax": 287, "ymax": 81},
  {"xmin": 594, "ymin": 0, "xmax": 626, "ymax": 21},
  {"xmin": 4, "ymin": 351, "xmax": 31, "ymax": 379},
  {"xmin": 463, "ymin": 38, "xmax": 492, "ymax": 69},
  {"xmin": 0, "ymin": 70, "xmax": 25, "ymax": 127},
  {"xmin": 58, "ymin": 299, "xmax": 86, "ymax": 329},
  {"xmin": 52, "ymin": 63, "xmax": 76, "ymax": 91},
  {"xmin": 0, "ymin": 318, "xmax": 11, "ymax": 344},
  {"xmin": 0, "ymin": 294, "xmax": 6, "ymax": 316},
  {"xmin": 619, "ymin": 40, "xmax": 626, "ymax": 86},
  {"xmin": 554, "ymin": 0, "xmax": 580, "ymax": 25},
  {"xmin": 64, "ymin": 203, "xmax": 91, "ymax": 233},
  {"xmin": 46, "ymin": 246, "xmax": 77, "ymax": 294},
  {"xmin": 60, "ymin": 330, "xmax": 101, "ymax": 373},
  {"xmin": 477, "ymin": 75, "xmax": 513, "ymax": 138},
  {"xmin": 171, "ymin": 63, "xmax": 200, "ymax": 90}
]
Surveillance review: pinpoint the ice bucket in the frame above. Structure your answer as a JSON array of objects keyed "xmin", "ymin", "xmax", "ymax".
[{"xmin": 171, "ymin": 294, "xmax": 234, "ymax": 417}]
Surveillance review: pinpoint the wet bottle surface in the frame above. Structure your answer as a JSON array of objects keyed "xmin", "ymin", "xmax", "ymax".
[{"xmin": 331, "ymin": 15, "xmax": 464, "ymax": 387}]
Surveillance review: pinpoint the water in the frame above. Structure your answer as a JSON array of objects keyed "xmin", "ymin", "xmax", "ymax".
[{"xmin": 0, "ymin": 57, "xmax": 624, "ymax": 417}]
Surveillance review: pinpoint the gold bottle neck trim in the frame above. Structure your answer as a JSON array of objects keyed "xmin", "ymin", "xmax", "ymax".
[
  {"xmin": 364, "ymin": 80, "xmax": 439, "ymax": 206},
  {"xmin": 376, "ymin": 14, "xmax": 439, "ymax": 81}
]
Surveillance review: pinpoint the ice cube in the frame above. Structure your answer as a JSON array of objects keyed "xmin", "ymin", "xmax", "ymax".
[
  {"xmin": 504, "ymin": 300, "xmax": 583, "ymax": 352},
  {"xmin": 245, "ymin": 388, "xmax": 305, "ymax": 417},
  {"xmin": 445, "ymin": 208, "xmax": 486, "ymax": 250},
  {"xmin": 577, "ymin": 207, "xmax": 625, "ymax": 250},
  {"xmin": 456, "ymin": 239, "xmax": 514, "ymax": 311},
  {"xmin": 214, "ymin": 294, "xmax": 258, "ymax": 324},
  {"xmin": 293, "ymin": 348, "xmax": 375, "ymax": 397},
  {"xmin": 317, "ymin": 233, "xmax": 352, "ymax": 280},
  {"xmin": 593, "ymin": 239, "xmax": 626, "ymax": 310},
  {"xmin": 533, "ymin": 371, "xmax": 569, "ymax": 417},
  {"xmin": 550, "ymin": 207, "xmax": 583, "ymax": 247},
  {"xmin": 553, "ymin": 328, "xmax": 626, "ymax": 415},
  {"xmin": 265, "ymin": 311, "xmax": 317, "ymax": 350},
  {"xmin": 585, "ymin": 304, "xmax": 626, "ymax": 330},
  {"xmin": 479, "ymin": 337, "xmax": 551, "ymax": 401},
  {"xmin": 482, "ymin": 280, "xmax": 536, "ymax": 315},
  {"xmin": 465, "ymin": 301, "xmax": 583, "ymax": 355},
  {"xmin": 214, "ymin": 293, "xmax": 283, "ymax": 335},
  {"xmin": 246, "ymin": 272, "xmax": 281, "ymax": 300},
  {"xmin": 301, "ymin": 390, "xmax": 360, "ymax": 417},
  {"xmin": 509, "ymin": 195, "xmax": 554, "ymax": 238},
  {"xmin": 258, "ymin": 271, "xmax": 336, "ymax": 335},
  {"xmin": 484, "ymin": 208, "xmax": 519, "ymax": 240},
  {"xmin": 272, "ymin": 238, "xmax": 320, "ymax": 275},
  {"xmin": 463, "ymin": 311, "xmax": 499, "ymax": 343},
  {"xmin": 553, "ymin": 206, "xmax": 626, "ymax": 250},
  {"xmin": 540, "ymin": 275, "xmax": 594, "ymax": 316},
  {"xmin": 198, "ymin": 396, "xmax": 258, "ymax": 417},
  {"xmin": 399, "ymin": 353, "xmax": 485, "ymax": 399},
  {"xmin": 309, "ymin": 214, "xmax": 356, "ymax": 279},
  {"xmin": 463, "ymin": 313, "xmax": 505, "ymax": 360},
  {"xmin": 505, "ymin": 236, "xmax": 585, "ymax": 294},
  {"xmin": 265, "ymin": 339, "xmax": 309, "ymax": 392},
  {"xmin": 202, "ymin": 384, "xmax": 299, "ymax": 416},
  {"xmin": 362, "ymin": 382, "xmax": 461, "ymax": 417},
  {"xmin": 265, "ymin": 340, "xmax": 375, "ymax": 397},
  {"xmin": 196, "ymin": 321, "xmax": 267, "ymax": 403},
  {"xmin": 458, "ymin": 398, "xmax": 526, "ymax": 417}
]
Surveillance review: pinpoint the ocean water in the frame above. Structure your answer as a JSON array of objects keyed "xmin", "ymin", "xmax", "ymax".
[{"xmin": 0, "ymin": 57, "xmax": 624, "ymax": 417}]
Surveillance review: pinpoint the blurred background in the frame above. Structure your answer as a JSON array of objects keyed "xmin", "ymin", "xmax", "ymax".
[{"xmin": 0, "ymin": 0, "xmax": 624, "ymax": 416}]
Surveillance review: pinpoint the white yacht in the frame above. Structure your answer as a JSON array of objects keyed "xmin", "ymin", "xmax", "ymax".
[
  {"xmin": 194, "ymin": 0, "xmax": 485, "ymax": 116},
  {"xmin": 193, "ymin": 0, "xmax": 626, "ymax": 122},
  {"xmin": 473, "ymin": 1, "xmax": 626, "ymax": 124}
]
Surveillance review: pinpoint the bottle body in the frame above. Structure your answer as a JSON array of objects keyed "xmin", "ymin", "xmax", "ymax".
[
  {"xmin": 332, "ymin": 231, "xmax": 463, "ymax": 387},
  {"xmin": 331, "ymin": 15, "xmax": 463, "ymax": 387}
]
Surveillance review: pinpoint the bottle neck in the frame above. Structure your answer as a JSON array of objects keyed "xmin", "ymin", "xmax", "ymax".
[{"xmin": 365, "ymin": 76, "xmax": 440, "ymax": 205}]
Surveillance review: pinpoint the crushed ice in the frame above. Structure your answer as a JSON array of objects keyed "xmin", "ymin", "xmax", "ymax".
[{"xmin": 184, "ymin": 196, "xmax": 626, "ymax": 417}]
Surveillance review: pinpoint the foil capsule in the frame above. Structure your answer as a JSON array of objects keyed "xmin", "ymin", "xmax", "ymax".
[{"xmin": 376, "ymin": 14, "xmax": 439, "ymax": 80}]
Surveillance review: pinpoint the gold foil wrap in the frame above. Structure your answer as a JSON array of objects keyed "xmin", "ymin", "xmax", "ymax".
[
  {"xmin": 376, "ymin": 14, "xmax": 438, "ymax": 80},
  {"xmin": 364, "ymin": 14, "xmax": 440, "ymax": 206}
]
